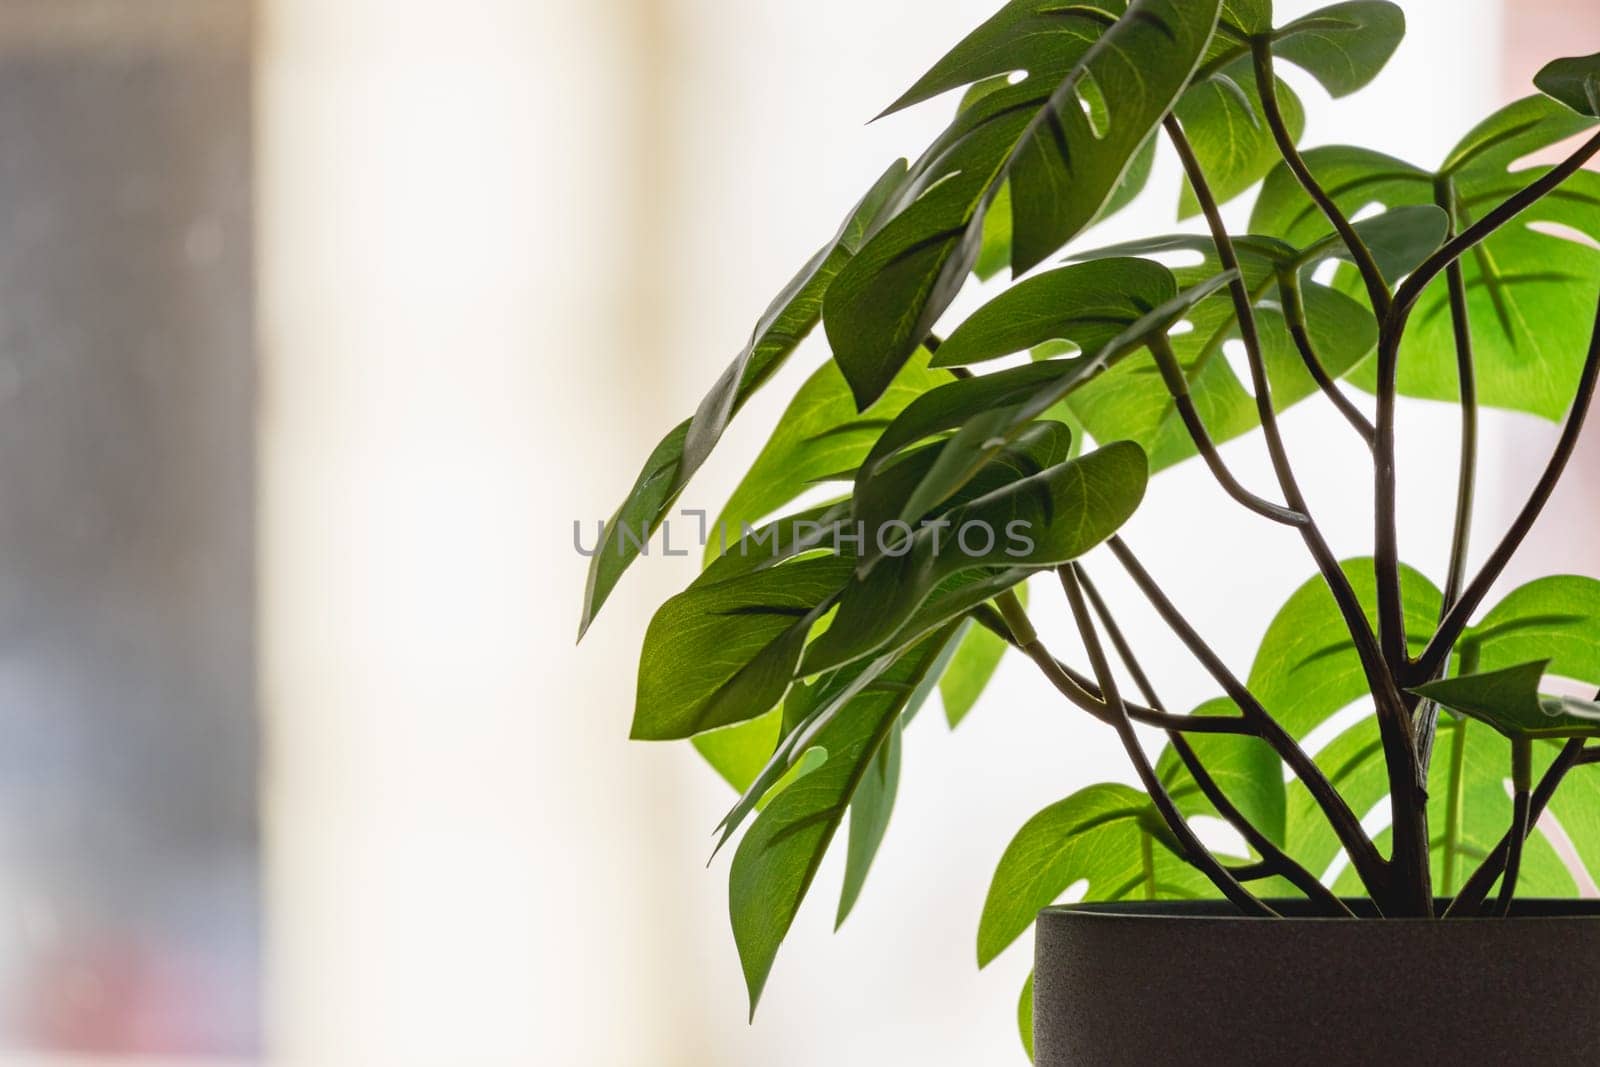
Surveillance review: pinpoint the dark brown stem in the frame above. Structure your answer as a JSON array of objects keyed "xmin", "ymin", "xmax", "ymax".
[
  {"xmin": 1074, "ymin": 569, "xmax": 1353, "ymax": 916},
  {"xmin": 1058, "ymin": 565, "xmax": 1276, "ymax": 917},
  {"xmin": 1447, "ymin": 737, "xmax": 1595, "ymax": 917},
  {"xmin": 1417, "ymin": 178, "xmax": 1479, "ymax": 774},
  {"xmin": 1251, "ymin": 39, "xmax": 1392, "ymax": 320},
  {"xmin": 1279, "ymin": 270, "xmax": 1376, "ymax": 449},
  {"xmin": 1413, "ymin": 293, "xmax": 1600, "ymax": 684},
  {"xmin": 973, "ymin": 604, "xmax": 1257, "ymax": 736},
  {"xmin": 1394, "ymin": 129, "xmax": 1600, "ymax": 328},
  {"xmin": 1146, "ymin": 335, "xmax": 1307, "ymax": 526},
  {"xmin": 1106, "ymin": 536, "xmax": 1390, "ymax": 903}
]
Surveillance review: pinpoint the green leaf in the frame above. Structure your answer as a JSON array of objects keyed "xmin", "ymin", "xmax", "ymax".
[
  {"xmin": 803, "ymin": 441, "xmax": 1150, "ymax": 675},
  {"xmin": 977, "ymin": 784, "xmax": 1199, "ymax": 967},
  {"xmin": 1248, "ymin": 558, "xmax": 1440, "ymax": 739},
  {"xmin": 1412, "ymin": 661, "xmax": 1600, "ymax": 741},
  {"xmin": 1019, "ymin": 972, "xmax": 1036, "ymax": 1062},
  {"xmin": 1176, "ymin": 61, "xmax": 1305, "ymax": 218},
  {"xmin": 1535, "ymin": 52, "xmax": 1600, "ymax": 117},
  {"xmin": 852, "ymin": 419, "xmax": 1077, "ymax": 573},
  {"xmin": 694, "ymin": 709, "xmax": 782, "ymax": 793},
  {"xmin": 931, "ymin": 258, "xmax": 1179, "ymax": 369},
  {"xmin": 1251, "ymin": 97, "xmax": 1600, "ymax": 420},
  {"xmin": 1155, "ymin": 697, "xmax": 1287, "ymax": 845},
  {"xmin": 707, "ymin": 351, "xmax": 945, "ymax": 566},
  {"xmin": 1063, "ymin": 244, "xmax": 1374, "ymax": 471},
  {"xmin": 939, "ymin": 584, "xmax": 1027, "ymax": 728},
  {"xmin": 836, "ymin": 720, "xmax": 901, "ymax": 928},
  {"xmin": 825, "ymin": 0, "xmax": 1224, "ymax": 408},
  {"xmin": 633, "ymin": 555, "xmax": 855, "ymax": 741},
  {"xmin": 1464, "ymin": 575, "xmax": 1600, "ymax": 683},
  {"xmin": 1268, "ymin": 2, "xmax": 1405, "ymax": 98},
  {"xmin": 579, "ymin": 160, "xmax": 908, "ymax": 636},
  {"xmin": 1430, "ymin": 719, "xmax": 1578, "ymax": 898},
  {"xmin": 730, "ymin": 628, "xmax": 958, "ymax": 1014}
]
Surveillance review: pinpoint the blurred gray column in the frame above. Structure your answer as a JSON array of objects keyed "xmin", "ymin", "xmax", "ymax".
[{"xmin": 0, "ymin": 0, "xmax": 257, "ymax": 1055}]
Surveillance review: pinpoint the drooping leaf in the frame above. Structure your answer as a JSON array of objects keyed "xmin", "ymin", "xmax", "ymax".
[
  {"xmin": 826, "ymin": 0, "xmax": 1224, "ymax": 409},
  {"xmin": 940, "ymin": 584, "xmax": 1027, "ymax": 728},
  {"xmin": 1155, "ymin": 697, "xmax": 1287, "ymax": 846},
  {"xmin": 707, "ymin": 351, "xmax": 945, "ymax": 566},
  {"xmin": 633, "ymin": 556, "xmax": 855, "ymax": 741},
  {"xmin": 1535, "ymin": 52, "xmax": 1600, "ymax": 117},
  {"xmin": 852, "ymin": 419, "xmax": 1077, "ymax": 573},
  {"xmin": 836, "ymin": 719, "xmax": 901, "ymax": 928},
  {"xmin": 730, "ymin": 628, "xmax": 959, "ymax": 1013},
  {"xmin": 1251, "ymin": 96, "xmax": 1600, "ymax": 420},
  {"xmin": 931, "ymin": 258, "xmax": 1179, "ymax": 370},
  {"xmin": 977, "ymin": 783, "xmax": 1214, "ymax": 968},
  {"xmin": 803, "ymin": 441, "xmax": 1150, "ymax": 675},
  {"xmin": 579, "ymin": 160, "xmax": 908, "ymax": 636},
  {"xmin": 1412, "ymin": 661, "xmax": 1600, "ymax": 741}
]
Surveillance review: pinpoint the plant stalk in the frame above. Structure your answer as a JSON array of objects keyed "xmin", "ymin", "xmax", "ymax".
[{"xmin": 1058, "ymin": 565, "xmax": 1276, "ymax": 916}]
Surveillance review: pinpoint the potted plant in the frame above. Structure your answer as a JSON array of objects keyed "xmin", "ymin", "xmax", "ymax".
[{"xmin": 579, "ymin": 1, "xmax": 1600, "ymax": 1061}]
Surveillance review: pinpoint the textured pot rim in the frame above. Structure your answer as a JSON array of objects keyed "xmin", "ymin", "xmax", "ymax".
[{"xmin": 1041, "ymin": 897, "xmax": 1600, "ymax": 924}]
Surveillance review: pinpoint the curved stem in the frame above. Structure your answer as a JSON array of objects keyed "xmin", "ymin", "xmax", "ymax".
[
  {"xmin": 1105, "ymin": 536, "xmax": 1390, "ymax": 903},
  {"xmin": 1417, "ymin": 178, "xmax": 1480, "ymax": 774},
  {"xmin": 1392, "ymin": 129, "xmax": 1600, "ymax": 330},
  {"xmin": 1414, "ymin": 293, "xmax": 1600, "ymax": 684},
  {"xmin": 1251, "ymin": 39, "xmax": 1392, "ymax": 319},
  {"xmin": 1279, "ymin": 269, "xmax": 1376, "ymax": 449},
  {"xmin": 1146, "ymin": 335, "xmax": 1307, "ymax": 526},
  {"xmin": 1495, "ymin": 739, "xmax": 1534, "ymax": 917},
  {"xmin": 1076, "ymin": 569, "xmax": 1351, "ymax": 916},
  {"xmin": 1058, "ymin": 565, "xmax": 1276, "ymax": 917},
  {"xmin": 1167, "ymin": 110, "xmax": 1426, "ymax": 911},
  {"xmin": 976, "ymin": 602, "xmax": 1254, "ymax": 736}
]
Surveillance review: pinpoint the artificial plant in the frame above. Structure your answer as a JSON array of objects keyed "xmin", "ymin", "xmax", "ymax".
[{"xmin": 580, "ymin": 0, "xmax": 1600, "ymax": 1049}]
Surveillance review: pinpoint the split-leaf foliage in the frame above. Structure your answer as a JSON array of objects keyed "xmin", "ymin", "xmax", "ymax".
[{"xmin": 583, "ymin": 0, "xmax": 1600, "ymax": 1055}]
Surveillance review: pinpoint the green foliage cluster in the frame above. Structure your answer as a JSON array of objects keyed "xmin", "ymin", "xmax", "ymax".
[{"xmin": 581, "ymin": 0, "xmax": 1600, "ymax": 1051}]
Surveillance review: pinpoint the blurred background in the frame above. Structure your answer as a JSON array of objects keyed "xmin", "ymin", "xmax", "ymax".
[{"xmin": 0, "ymin": 0, "xmax": 1589, "ymax": 1064}]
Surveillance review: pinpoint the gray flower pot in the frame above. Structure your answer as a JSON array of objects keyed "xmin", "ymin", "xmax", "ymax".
[{"xmin": 1034, "ymin": 899, "xmax": 1600, "ymax": 1066}]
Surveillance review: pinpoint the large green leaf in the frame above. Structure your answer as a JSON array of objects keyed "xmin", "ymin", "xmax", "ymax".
[
  {"xmin": 825, "ymin": 0, "xmax": 1223, "ymax": 409},
  {"xmin": 1249, "ymin": 559, "xmax": 1440, "ymax": 739},
  {"xmin": 1462, "ymin": 575, "xmax": 1600, "ymax": 682},
  {"xmin": 706, "ymin": 352, "xmax": 945, "ymax": 566},
  {"xmin": 803, "ymin": 441, "xmax": 1150, "ymax": 675},
  {"xmin": 1413, "ymin": 661, "xmax": 1600, "ymax": 741},
  {"xmin": 1536, "ymin": 52, "xmax": 1600, "ymax": 117},
  {"xmin": 730, "ymin": 628, "xmax": 958, "ymax": 1013},
  {"xmin": 1250, "ymin": 96, "xmax": 1600, "ymax": 420},
  {"xmin": 579, "ymin": 160, "xmax": 908, "ymax": 636},
  {"xmin": 633, "ymin": 556, "xmax": 855, "ymax": 741},
  {"xmin": 1155, "ymin": 697, "xmax": 1287, "ymax": 845},
  {"xmin": 1324, "ymin": 715, "xmax": 1579, "ymax": 899},
  {"xmin": 931, "ymin": 258, "xmax": 1178, "ymax": 370},
  {"xmin": 977, "ymin": 783, "xmax": 1214, "ymax": 968}
]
